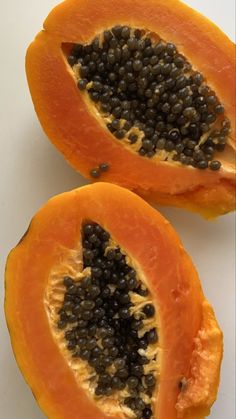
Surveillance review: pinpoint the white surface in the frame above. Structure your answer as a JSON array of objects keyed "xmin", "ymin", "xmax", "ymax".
[{"xmin": 0, "ymin": 0, "xmax": 235, "ymax": 418}]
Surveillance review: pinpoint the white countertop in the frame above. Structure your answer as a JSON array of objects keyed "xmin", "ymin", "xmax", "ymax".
[{"xmin": 0, "ymin": 0, "xmax": 235, "ymax": 418}]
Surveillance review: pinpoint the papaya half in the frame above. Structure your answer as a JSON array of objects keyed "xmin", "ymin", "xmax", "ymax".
[
  {"xmin": 5, "ymin": 183, "xmax": 223, "ymax": 419},
  {"xmin": 26, "ymin": 0, "xmax": 236, "ymax": 218}
]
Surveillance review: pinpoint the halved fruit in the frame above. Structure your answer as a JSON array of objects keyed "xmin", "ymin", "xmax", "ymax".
[
  {"xmin": 26, "ymin": 0, "xmax": 236, "ymax": 218},
  {"xmin": 5, "ymin": 183, "xmax": 223, "ymax": 419}
]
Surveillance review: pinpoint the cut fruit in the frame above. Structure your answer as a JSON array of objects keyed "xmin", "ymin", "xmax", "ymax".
[
  {"xmin": 5, "ymin": 183, "xmax": 223, "ymax": 419},
  {"xmin": 26, "ymin": 0, "xmax": 236, "ymax": 217}
]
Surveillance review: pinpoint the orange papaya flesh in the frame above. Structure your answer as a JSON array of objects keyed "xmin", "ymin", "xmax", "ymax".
[
  {"xmin": 26, "ymin": 0, "xmax": 236, "ymax": 218},
  {"xmin": 5, "ymin": 183, "xmax": 223, "ymax": 419}
]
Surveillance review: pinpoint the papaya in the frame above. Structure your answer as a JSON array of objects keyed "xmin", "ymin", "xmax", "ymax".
[
  {"xmin": 25, "ymin": 0, "xmax": 236, "ymax": 218},
  {"xmin": 5, "ymin": 183, "xmax": 222, "ymax": 419}
]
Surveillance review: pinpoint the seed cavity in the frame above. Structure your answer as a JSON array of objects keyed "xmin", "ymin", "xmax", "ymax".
[
  {"xmin": 66, "ymin": 26, "xmax": 231, "ymax": 171},
  {"xmin": 52, "ymin": 222, "xmax": 159, "ymax": 418}
]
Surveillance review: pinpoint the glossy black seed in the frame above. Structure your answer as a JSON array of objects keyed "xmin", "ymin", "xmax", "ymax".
[
  {"xmin": 131, "ymin": 364, "xmax": 144, "ymax": 377},
  {"xmin": 143, "ymin": 407, "xmax": 153, "ymax": 418},
  {"xmin": 77, "ymin": 328, "xmax": 87, "ymax": 338},
  {"xmin": 121, "ymin": 26, "xmax": 130, "ymax": 39},
  {"xmin": 92, "ymin": 267, "xmax": 103, "ymax": 278},
  {"xmin": 145, "ymin": 374, "xmax": 156, "ymax": 387},
  {"xmin": 183, "ymin": 96, "xmax": 192, "ymax": 107},
  {"xmin": 128, "ymin": 277, "xmax": 138, "ymax": 290},
  {"xmin": 114, "ymin": 358, "xmax": 126, "ymax": 369},
  {"xmin": 107, "ymin": 123, "xmax": 114, "ymax": 133},
  {"xmin": 112, "ymin": 106, "xmax": 122, "ymax": 118},
  {"xmin": 144, "ymin": 46, "xmax": 153, "ymax": 57},
  {"xmin": 96, "ymin": 327, "xmax": 109, "ymax": 339},
  {"xmin": 99, "ymin": 163, "xmax": 109, "ymax": 172},
  {"xmin": 89, "ymin": 285, "xmax": 100, "ymax": 298},
  {"xmin": 174, "ymin": 142, "xmax": 184, "ymax": 154},
  {"xmin": 175, "ymin": 75, "xmax": 187, "ymax": 89},
  {"xmin": 93, "ymin": 308, "xmax": 105, "ymax": 319},
  {"xmin": 99, "ymin": 373, "xmax": 112, "ymax": 385},
  {"xmin": 127, "ymin": 37, "xmax": 138, "ymax": 50},
  {"xmin": 156, "ymin": 138, "xmax": 166, "ymax": 149},
  {"xmin": 135, "ymin": 397, "xmax": 146, "ymax": 411},
  {"xmin": 119, "ymin": 307, "xmax": 130, "ymax": 319},
  {"xmin": 209, "ymin": 160, "xmax": 221, "ymax": 171},
  {"xmin": 58, "ymin": 320, "xmax": 67, "ymax": 329},
  {"xmin": 81, "ymin": 300, "xmax": 95, "ymax": 310},
  {"xmin": 205, "ymin": 95, "xmax": 216, "ymax": 105},
  {"xmin": 184, "ymin": 148, "xmax": 193, "ymax": 157},
  {"xmin": 90, "ymin": 168, "xmax": 100, "ymax": 178},
  {"xmin": 176, "ymin": 115, "xmax": 187, "ymax": 126},
  {"xmin": 68, "ymin": 55, "xmax": 77, "ymax": 66},
  {"xmin": 146, "ymin": 329, "xmax": 158, "ymax": 344},
  {"xmin": 162, "ymin": 103, "xmax": 171, "ymax": 113},
  {"xmin": 63, "ymin": 300, "xmax": 75, "ymax": 311},
  {"xmin": 78, "ymin": 78, "xmax": 88, "ymax": 90},
  {"xmin": 142, "ymin": 139, "xmax": 154, "ymax": 151},
  {"xmin": 119, "ymin": 293, "xmax": 130, "ymax": 305},
  {"xmin": 166, "ymin": 42, "xmax": 176, "ymax": 56},
  {"xmin": 117, "ymin": 368, "xmax": 129, "ymax": 378},
  {"xmin": 68, "ymin": 313, "xmax": 77, "ymax": 323},
  {"xmin": 86, "ymin": 338, "xmax": 97, "ymax": 350},
  {"xmin": 193, "ymin": 72, "xmax": 204, "ymax": 85},
  {"xmin": 204, "ymin": 146, "xmax": 214, "ymax": 155},
  {"xmin": 201, "ymin": 123, "xmax": 209, "ymax": 133},
  {"xmin": 109, "ymin": 346, "xmax": 119, "ymax": 358},
  {"xmin": 143, "ymin": 304, "xmax": 155, "ymax": 317},
  {"xmin": 129, "ymin": 133, "xmax": 138, "ymax": 143},
  {"xmin": 102, "ymin": 286, "xmax": 111, "ymax": 299},
  {"xmin": 154, "ymin": 41, "xmax": 166, "ymax": 55},
  {"xmin": 127, "ymin": 376, "xmax": 139, "ymax": 389},
  {"xmin": 112, "ymin": 376, "xmax": 125, "ymax": 390},
  {"xmin": 76, "ymin": 287, "xmax": 85, "ymax": 298},
  {"xmin": 67, "ymin": 340, "xmax": 77, "ymax": 350},
  {"xmin": 172, "ymin": 103, "xmax": 183, "ymax": 114},
  {"xmin": 67, "ymin": 285, "xmax": 77, "ymax": 295},
  {"xmin": 77, "ymin": 319, "xmax": 88, "ymax": 328},
  {"xmin": 116, "ymin": 277, "xmax": 126, "ymax": 289},
  {"xmin": 63, "ymin": 276, "xmax": 74, "ymax": 287},
  {"xmin": 111, "ymin": 25, "xmax": 122, "ymax": 38},
  {"xmin": 95, "ymin": 385, "xmax": 105, "ymax": 396},
  {"xmin": 183, "ymin": 107, "xmax": 196, "ymax": 119},
  {"xmin": 131, "ymin": 319, "xmax": 143, "ymax": 331},
  {"xmin": 197, "ymin": 160, "xmax": 208, "ymax": 169},
  {"xmin": 174, "ymin": 54, "xmax": 185, "ymax": 68},
  {"xmin": 165, "ymin": 140, "xmax": 175, "ymax": 151},
  {"xmin": 180, "ymin": 154, "xmax": 190, "ymax": 165},
  {"xmin": 167, "ymin": 129, "xmax": 180, "ymax": 142},
  {"xmin": 206, "ymin": 114, "xmax": 216, "ymax": 124},
  {"xmin": 192, "ymin": 149, "xmax": 205, "ymax": 161},
  {"xmin": 83, "ymin": 248, "xmax": 94, "ymax": 260}
]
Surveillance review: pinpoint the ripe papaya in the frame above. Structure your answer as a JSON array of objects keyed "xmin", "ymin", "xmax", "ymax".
[
  {"xmin": 5, "ymin": 183, "xmax": 223, "ymax": 419},
  {"xmin": 26, "ymin": 0, "xmax": 236, "ymax": 218}
]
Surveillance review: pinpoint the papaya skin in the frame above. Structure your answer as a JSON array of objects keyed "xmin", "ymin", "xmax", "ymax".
[
  {"xmin": 25, "ymin": 0, "xmax": 236, "ymax": 218},
  {"xmin": 5, "ymin": 183, "xmax": 222, "ymax": 419}
]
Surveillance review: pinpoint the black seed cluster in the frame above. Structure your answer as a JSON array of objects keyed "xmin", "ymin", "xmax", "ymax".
[
  {"xmin": 90, "ymin": 162, "xmax": 110, "ymax": 178},
  {"xmin": 57, "ymin": 222, "xmax": 158, "ymax": 418},
  {"xmin": 68, "ymin": 26, "xmax": 230, "ymax": 171}
]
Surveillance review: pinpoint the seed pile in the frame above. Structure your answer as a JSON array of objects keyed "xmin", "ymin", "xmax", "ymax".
[
  {"xmin": 57, "ymin": 223, "xmax": 158, "ymax": 418},
  {"xmin": 68, "ymin": 25, "xmax": 231, "ymax": 171}
]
